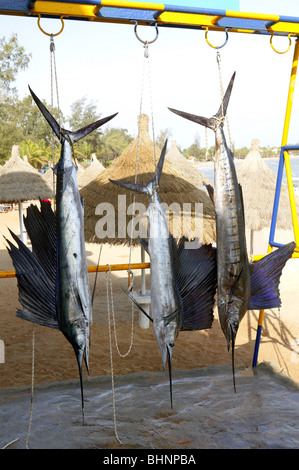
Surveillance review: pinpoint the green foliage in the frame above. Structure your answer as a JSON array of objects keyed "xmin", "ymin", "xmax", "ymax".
[
  {"xmin": 19, "ymin": 139, "xmax": 54, "ymax": 169},
  {"xmin": 0, "ymin": 34, "xmax": 31, "ymax": 94},
  {"xmin": 67, "ymin": 96, "xmax": 102, "ymax": 156},
  {"xmin": 99, "ymin": 127, "xmax": 133, "ymax": 161},
  {"xmin": 233, "ymin": 146, "xmax": 249, "ymax": 159}
]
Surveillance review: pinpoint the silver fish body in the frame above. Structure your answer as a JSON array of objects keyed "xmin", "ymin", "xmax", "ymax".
[
  {"xmin": 111, "ymin": 142, "xmax": 182, "ymax": 368},
  {"xmin": 55, "ymin": 138, "xmax": 92, "ymax": 371},
  {"xmin": 213, "ymin": 124, "xmax": 250, "ymax": 350},
  {"xmin": 110, "ymin": 141, "xmax": 217, "ymax": 407},
  {"xmin": 6, "ymin": 86, "xmax": 117, "ymax": 416},
  {"xmin": 169, "ymin": 72, "xmax": 296, "ymax": 390},
  {"xmin": 147, "ymin": 190, "xmax": 183, "ymax": 369}
]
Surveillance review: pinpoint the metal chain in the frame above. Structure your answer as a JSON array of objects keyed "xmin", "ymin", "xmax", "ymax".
[
  {"xmin": 50, "ymin": 34, "xmax": 60, "ymax": 208},
  {"xmin": 216, "ymin": 51, "xmax": 233, "ymax": 152}
]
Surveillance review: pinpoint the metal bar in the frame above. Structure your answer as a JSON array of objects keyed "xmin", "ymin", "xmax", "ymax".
[
  {"xmin": 252, "ymin": 37, "xmax": 299, "ymax": 368},
  {"xmin": 0, "ymin": 261, "xmax": 151, "ymax": 279},
  {"xmin": 268, "ymin": 147, "xmax": 285, "ymax": 247}
]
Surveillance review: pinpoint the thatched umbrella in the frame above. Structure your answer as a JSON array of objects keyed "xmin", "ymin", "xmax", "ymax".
[
  {"xmin": 81, "ymin": 114, "xmax": 216, "ymax": 247},
  {"xmin": 81, "ymin": 115, "xmax": 216, "ymax": 329},
  {"xmin": 0, "ymin": 145, "xmax": 53, "ymax": 243},
  {"xmin": 166, "ymin": 140, "xmax": 213, "ymax": 188},
  {"xmin": 77, "ymin": 154, "xmax": 105, "ymax": 189},
  {"xmin": 236, "ymin": 139, "xmax": 298, "ymax": 253}
]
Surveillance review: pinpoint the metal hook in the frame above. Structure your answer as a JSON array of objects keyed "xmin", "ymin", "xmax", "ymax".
[
  {"xmin": 37, "ymin": 14, "xmax": 65, "ymax": 37},
  {"xmin": 205, "ymin": 27, "xmax": 229, "ymax": 50},
  {"xmin": 131, "ymin": 20, "xmax": 159, "ymax": 45},
  {"xmin": 270, "ymin": 32, "xmax": 292, "ymax": 54}
]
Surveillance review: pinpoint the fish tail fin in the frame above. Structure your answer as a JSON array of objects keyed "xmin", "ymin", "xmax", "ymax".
[
  {"xmin": 109, "ymin": 140, "xmax": 168, "ymax": 196},
  {"xmin": 249, "ymin": 241, "xmax": 296, "ymax": 310},
  {"xmin": 29, "ymin": 85, "xmax": 117, "ymax": 143},
  {"xmin": 168, "ymin": 72, "xmax": 236, "ymax": 132}
]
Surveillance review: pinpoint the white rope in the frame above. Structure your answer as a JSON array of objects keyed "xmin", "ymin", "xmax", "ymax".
[
  {"xmin": 205, "ymin": 126, "xmax": 209, "ymax": 160},
  {"xmin": 107, "ymin": 265, "xmax": 134, "ymax": 357},
  {"xmin": 106, "ymin": 268, "xmax": 122, "ymax": 445},
  {"xmin": 25, "ymin": 323, "xmax": 35, "ymax": 449},
  {"xmin": 2, "ymin": 438, "xmax": 20, "ymax": 449},
  {"xmin": 145, "ymin": 45, "xmax": 157, "ymax": 169}
]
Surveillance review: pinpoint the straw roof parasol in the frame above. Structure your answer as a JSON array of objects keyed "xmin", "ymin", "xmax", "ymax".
[
  {"xmin": 166, "ymin": 140, "xmax": 213, "ymax": 187},
  {"xmin": 0, "ymin": 145, "xmax": 53, "ymax": 243},
  {"xmin": 77, "ymin": 154, "xmax": 105, "ymax": 188},
  {"xmin": 80, "ymin": 114, "xmax": 216, "ymax": 246},
  {"xmin": 236, "ymin": 139, "xmax": 299, "ymax": 253},
  {"xmin": 0, "ymin": 145, "xmax": 53, "ymax": 203}
]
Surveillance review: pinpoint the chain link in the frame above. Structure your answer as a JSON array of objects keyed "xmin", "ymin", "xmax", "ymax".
[{"xmin": 216, "ymin": 51, "xmax": 233, "ymax": 153}]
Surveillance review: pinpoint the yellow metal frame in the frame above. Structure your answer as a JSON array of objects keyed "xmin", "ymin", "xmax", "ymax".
[
  {"xmin": 1, "ymin": 2, "xmax": 299, "ymax": 368},
  {"xmin": 2, "ymin": 3, "xmax": 299, "ymax": 37}
]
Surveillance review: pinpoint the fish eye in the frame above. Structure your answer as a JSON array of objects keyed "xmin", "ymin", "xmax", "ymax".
[{"xmin": 169, "ymin": 342, "xmax": 175, "ymax": 348}]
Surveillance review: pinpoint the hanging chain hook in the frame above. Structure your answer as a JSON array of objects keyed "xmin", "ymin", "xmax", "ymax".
[
  {"xmin": 37, "ymin": 14, "xmax": 65, "ymax": 37},
  {"xmin": 270, "ymin": 32, "xmax": 292, "ymax": 54},
  {"xmin": 205, "ymin": 27, "xmax": 229, "ymax": 50},
  {"xmin": 131, "ymin": 20, "xmax": 159, "ymax": 57}
]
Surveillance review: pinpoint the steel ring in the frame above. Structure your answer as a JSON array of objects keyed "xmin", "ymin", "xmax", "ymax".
[
  {"xmin": 205, "ymin": 27, "xmax": 229, "ymax": 50},
  {"xmin": 37, "ymin": 14, "xmax": 65, "ymax": 37},
  {"xmin": 270, "ymin": 33, "xmax": 292, "ymax": 54},
  {"xmin": 131, "ymin": 20, "xmax": 159, "ymax": 45}
]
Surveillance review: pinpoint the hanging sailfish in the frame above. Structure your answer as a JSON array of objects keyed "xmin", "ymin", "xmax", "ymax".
[
  {"xmin": 169, "ymin": 73, "xmax": 295, "ymax": 390},
  {"xmin": 110, "ymin": 140, "xmax": 217, "ymax": 408},
  {"xmin": 6, "ymin": 87, "xmax": 117, "ymax": 419}
]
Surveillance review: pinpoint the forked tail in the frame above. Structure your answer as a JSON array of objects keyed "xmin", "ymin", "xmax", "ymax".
[
  {"xmin": 168, "ymin": 72, "xmax": 236, "ymax": 132},
  {"xmin": 29, "ymin": 86, "xmax": 118, "ymax": 144},
  {"xmin": 109, "ymin": 140, "xmax": 168, "ymax": 196}
]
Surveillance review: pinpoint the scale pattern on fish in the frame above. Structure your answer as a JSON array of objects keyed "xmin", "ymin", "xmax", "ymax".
[{"xmin": 6, "ymin": 87, "xmax": 117, "ymax": 417}]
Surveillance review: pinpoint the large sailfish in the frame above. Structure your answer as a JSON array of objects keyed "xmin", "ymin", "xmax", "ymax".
[
  {"xmin": 6, "ymin": 87, "xmax": 117, "ymax": 419},
  {"xmin": 169, "ymin": 73, "xmax": 295, "ymax": 390},
  {"xmin": 110, "ymin": 140, "xmax": 217, "ymax": 408}
]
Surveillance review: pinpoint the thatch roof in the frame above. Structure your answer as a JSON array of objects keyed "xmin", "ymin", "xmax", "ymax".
[
  {"xmin": 77, "ymin": 154, "xmax": 105, "ymax": 188},
  {"xmin": 237, "ymin": 139, "xmax": 298, "ymax": 231},
  {"xmin": 80, "ymin": 115, "xmax": 216, "ymax": 246},
  {"xmin": 0, "ymin": 145, "xmax": 53, "ymax": 203},
  {"xmin": 166, "ymin": 140, "xmax": 212, "ymax": 187}
]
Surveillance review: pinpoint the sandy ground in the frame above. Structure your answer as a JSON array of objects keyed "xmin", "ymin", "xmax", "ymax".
[{"xmin": 0, "ymin": 206, "xmax": 299, "ymax": 392}]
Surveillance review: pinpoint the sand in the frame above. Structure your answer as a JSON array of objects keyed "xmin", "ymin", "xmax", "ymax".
[{"xmin": 0, "ymin": 207, "xmax": 299, "ymax": 449}]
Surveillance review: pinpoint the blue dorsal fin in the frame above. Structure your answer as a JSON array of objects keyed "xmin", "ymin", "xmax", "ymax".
[{"xmin": 249, "ymin": 242, "xmax": 295, "ymax": 310}]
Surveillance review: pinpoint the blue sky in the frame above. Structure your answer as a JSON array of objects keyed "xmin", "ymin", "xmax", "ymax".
[{"xmin": 1, "ymin": 1, "xmax": 299, "ymax": 151}]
